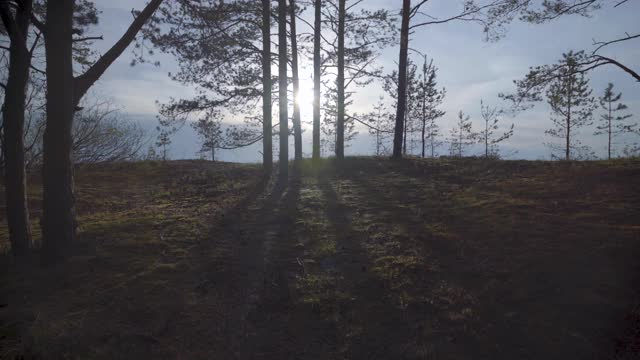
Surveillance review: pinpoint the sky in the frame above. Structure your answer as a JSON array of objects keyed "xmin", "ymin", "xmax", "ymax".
[{"xmin": 86, "ymin": 0, "xmax": 640, "ymax": 162}]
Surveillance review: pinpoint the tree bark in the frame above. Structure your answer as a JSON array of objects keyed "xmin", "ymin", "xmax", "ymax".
[
  {"xmin": 289, "ymin": 0, "xmax": 302, "ymax": 160},
  {"xmin": 41, "ymin": 0, "xmax": 76, "ymax": 263},
  {"xmin": 335, "ymin": 0, "xmax": 345, "ymax": 159},
  {"xmin": 421, "ymin": 119, "xmax": 426, "ymax": 158},
  {"xmin": 0, "ymin": 0, "xmax": 34, "ymax": 256},
  {"xmin": 421, "ymin": 56, "xmax": 426, "ymax": 158},
  {"xmin": 41, "ymin": 0, "xmax": 163, "ymax": 264},
  {"xmin": 485, "ymin": 121, "xmax": 489, "ymax": 157},
  {"xmin": 312, "ymin": 0, "xmax": 321, "ymax": 161},
  {"xmin": 403, "ymin": 113, "xmax": 407, "ymax": 155},
  {"xmin": 393, "ymin": 0, "xmax": 410, "ymax": 159},
  {"xmin": 565, "ymin": 83, "xmax": 572, "ymax": 161},
  {"xmin": 262, "ymin": 0, "xmax": 273, "ymax": 172},
  {"xmin": 278, "ymin": 0, "xmax": 289, "ymax": 178},
  {"xmin": 607, "ymin": 99, "xmax": 612, "ymax": 160}
]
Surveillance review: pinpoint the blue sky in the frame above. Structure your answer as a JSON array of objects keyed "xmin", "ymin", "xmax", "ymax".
[{"xmin": 87, "ymin": 0, "xmax": 640, "ymax": 161}]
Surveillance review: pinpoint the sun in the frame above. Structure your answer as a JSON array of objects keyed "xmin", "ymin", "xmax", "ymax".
[
  {"xmin": 296, "ymin": 78, "xmax": 315, "ymax": 108},
  {"xmin": 294, "ymin": 78, "xmax": 316, "ymax": 123}
]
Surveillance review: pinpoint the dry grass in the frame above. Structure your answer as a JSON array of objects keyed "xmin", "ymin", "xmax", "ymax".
[
  {"xmin": 0, "ymin": 160, "xmax": 262, "ymax": 358},
  {"xmin": 1, "ymin": 157, "xmax": 639, "ymax": 359}
]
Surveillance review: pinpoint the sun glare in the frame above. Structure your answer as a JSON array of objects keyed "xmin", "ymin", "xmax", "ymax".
[{"xmin": 294, "ymin": 78, "xmax": 316, "ymax": 122}]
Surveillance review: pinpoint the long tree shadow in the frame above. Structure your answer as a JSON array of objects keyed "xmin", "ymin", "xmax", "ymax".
[
  {"xmin": 342, "ymin": 164, "xmax": 484, "ymax": 358},
  {"xmin": 203, "ymin": 165, "xmax": 316, "ymax": 359},
  {"xmin": 314, "ymin": 167, "xmax": 419, "ymax": 359}
]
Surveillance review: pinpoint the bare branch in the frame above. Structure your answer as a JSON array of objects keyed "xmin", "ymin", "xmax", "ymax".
[{"xmin": 72, "ymin": 35, "xmax": 104, "ymax": 43}]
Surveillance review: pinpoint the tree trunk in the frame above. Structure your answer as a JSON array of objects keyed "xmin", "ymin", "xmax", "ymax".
[
  {"xmin": 430, "ymin": 134, "xmax": 435, "ymax": 158},
  {"xmin": 312, "ymin": 0, "xmax": 321, "ymax": 161},
  {"xmin": 459, "ymin": 129, "xmax": 462, "ymax": 158},
  {"xmin": 41, "ymin": 0, "xmax": 76, "ymax": 264},
  {"xmin": 485, "ymin": 121, "xmax": 489, "ymax": 157},
  {"xmin": 262, "ymin": 0, "xmax": 273, "ymax": 172},
  {"xmin": 393, "ymin": 0, "xmax": 410, "ymax": 159},
  {"xmin": 1, "ymin": 0, "xmax": 34, "ymax": 256},
  {"xmin": 608, "ymin": 100, "xmax": 612, "ymax": 160},
  {"xmin": 289, "ymin": 0, "xmax": 302, "ymax": 160},
  {"xmin": 377, "ymin": 108, "xmax": 381, "ymax": 156},
  {"xmin": 421, "ymin": 119, "xmax": 426, "ymax": 158},
  {"xmin": 278, "ymin": 0, "xmax": 289, "ymax": 178},
  {"xmin": 403, "ymin": 113, "xmax": 407, "ymax": 155},
  {"xmin": 421, "ymin": 61, "xmax": 426, "ymax": 159},
  {"xmin": 335, "ymin": 0, "xmax": 346, "ymax": 159},
  {"xmin": 565, "ymin": 78, "xmax": 572, "ymax": 161},
  {"xmin": 41, "ymin": 0, "xmax": 163, "ymax": 264}
]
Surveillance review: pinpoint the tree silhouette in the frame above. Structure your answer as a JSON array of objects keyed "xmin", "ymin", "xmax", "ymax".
[
  {"xmin": 41, "ymin": 0, "xmax": 162, "ymax": 263},
  {"xmin": 595, "ymin": 83, "xmax": 635, "ymax": 160},
  {"xmin": 544, "ymin": 52, "xmax": 596, "ymax": 160},
  {"xmin": 478, "ymin": 100, "xmax": 513, "ymax": 158},
  {"xmin": 448, "ymin": 111, "xmax": 476, "ymax": 158}
]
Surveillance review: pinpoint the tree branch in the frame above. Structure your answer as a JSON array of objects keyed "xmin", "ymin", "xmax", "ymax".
[
  {"xmin": 74, "ymin": 0, "xmax": 163, "ymax": 105},
  {"xmin": 592, "ymin": 33, "xmax": 640, "ymax": 54},
  {"xmin": 595, "ymin": 55, "xmax": 640, "ymax": 82},
  {"xmin": 72, "ymin": 35, "xmax": 104, "ymax": 43},
  {"xmin": 30, "ymin": 13, "xmax": 45, "ymax": 33}
]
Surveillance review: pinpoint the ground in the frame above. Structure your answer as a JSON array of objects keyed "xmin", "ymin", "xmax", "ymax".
[{"xmin": 1, "ymin": 157, "xmax": 639, "ymax": 359}]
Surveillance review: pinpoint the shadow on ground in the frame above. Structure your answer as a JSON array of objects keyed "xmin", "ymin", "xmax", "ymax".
[{"xmin": 1, "ymin": 157, "xmax": 639, "ymax": 359}]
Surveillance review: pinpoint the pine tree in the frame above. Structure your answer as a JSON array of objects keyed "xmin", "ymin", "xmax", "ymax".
[
  {"xmin": 277, "ymin": 0, "xmax": 289, "ymax": 178},
  {"xmin": 448, "ymin": 111, "xmax": 476, "ymax": 158},
  {"xmin": 479, "ymin": 100, "xmax": 514, "ymax": 158},
  {"xmin": 155, "ymin": 128, "xmax": 172, "ymax": 161},
  {"xmin": 545, "ymin": 51, "xmax": 596, "ymax": 160},
  {"xmin": 595, "ymin": 83, "xmax": 635, "ymax": 159},
  {"xmin": 312, "ymin": 0, "xmax": 322, "ymax": 161},
  {"xmin": 448, "ymin": 111, "xmax": 478, "ymax": 157},
  {"xmin": 384, "ymin": 60, "xmax": 419, "ymax": 155},
  {"xmin": 140, "ymin": 1, "xmax": 272, "ymax": 170},
  {"xmin": 192, "ymin": 115, "xmax": 223, "ymax": 161},
  {"xmin": 321, "ymin": 0, "xmax": 395, "ymax": 159},
  {"xmin": 320, "ymin": 81, "xmax": 357, "ymax": 156},
  {"xmin": 289, "ymin": 0, "xmax": 302, "ymax": 160},
  {"xmin": 366, "ymin": 96, "xmax": 393, "ymax": 156},
  {"xmin": 41, "ymin": 0, "xmax": 162, "ymax": 263},
  {"xmin": 415, "ymin": 55, "xmax": 446, "ymax": 158}
]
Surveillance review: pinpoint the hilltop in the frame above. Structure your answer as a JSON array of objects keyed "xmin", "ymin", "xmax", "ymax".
[{"xmin": 1, "ymin": 157, "xmax": 639, "ymax": 359}]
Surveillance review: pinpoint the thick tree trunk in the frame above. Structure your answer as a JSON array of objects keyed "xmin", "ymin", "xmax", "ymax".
[
  {"xmin": 262, "ymin": 0, "xmax": 273, "ymax": 172},
  {"xmin": 41, "ymin": 0, "xmax": 76, "ymax": 263},
  {"xmin": 393, "ymin": 0, "xmax": 410, "ymax": 159},
  {"xmin": 278, "ymin": 0, "xmax": 289, "ymax": 178},
  {"xmin": 41, "ymin": 0, "xmax": 163, "ymax": 264},
  {"xmin": 335, "ymin": 0, "xmax": 345, "ymax": 159},
  {"xmin": 1, "ymin": 0, "xmax": 34, "ymax": 256},
  {"xmin": 289, "ymin": 0, "xmax": 302, "ymax": 160},
  {"xmin": 312, "ymin": 0, "xmax": 321, "ymax": 161},
  {"xmin": 403, "ymin": 114, "xmax": 407, "ymax": 155}
]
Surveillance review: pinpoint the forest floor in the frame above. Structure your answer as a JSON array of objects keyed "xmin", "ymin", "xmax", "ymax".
[{"xmin": 1, "ymin": 157, "xmax": 640, "ymax": 359}]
